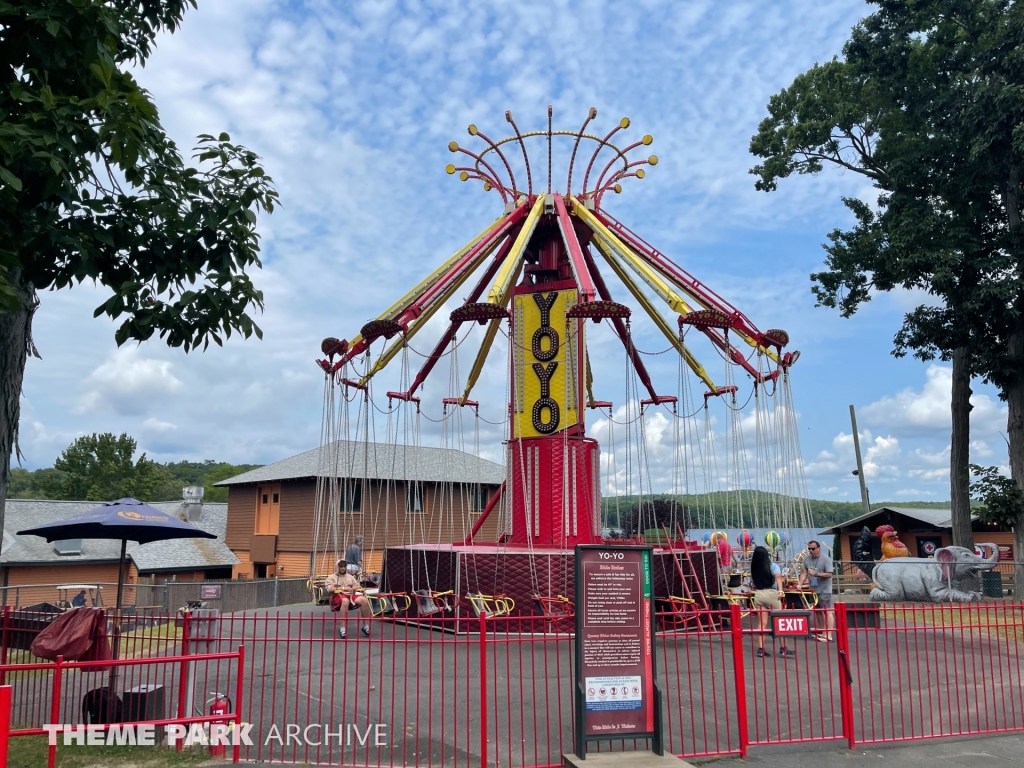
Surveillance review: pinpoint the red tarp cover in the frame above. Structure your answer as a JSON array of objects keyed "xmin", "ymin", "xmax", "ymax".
[{"xmin": 30, "ymin": 607, "xmax": 111, "ymax": 669}]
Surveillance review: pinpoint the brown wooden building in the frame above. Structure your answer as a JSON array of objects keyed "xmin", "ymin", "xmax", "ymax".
[
  {"xmin": 1, "ymin": 499, "xmax": 237, "ymax": 607},
  {"xmin": 216, "ymin": 440, "xmax": 506, "ymax": 579},
  {"xmin": 821, "ymin": 506, "xmax": 1015, "ymax": 566}
]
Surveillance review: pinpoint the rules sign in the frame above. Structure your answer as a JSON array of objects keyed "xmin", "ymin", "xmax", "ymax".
[{"xmin": 573, "ymin": 545, "xmax": 662, "ymax": 757}]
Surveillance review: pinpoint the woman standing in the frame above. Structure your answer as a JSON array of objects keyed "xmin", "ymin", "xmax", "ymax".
[{"xmin": 751, "ymin": 546, "xmax": 795, "ymax": 658}]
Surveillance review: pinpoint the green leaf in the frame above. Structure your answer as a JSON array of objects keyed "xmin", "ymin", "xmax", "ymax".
[{"xmin": 0, "ymin": 166, "xmax": 23, "ymax": 191}]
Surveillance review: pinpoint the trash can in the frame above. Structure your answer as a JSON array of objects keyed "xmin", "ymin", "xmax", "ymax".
[
  {"xmin": 122, "ymin": 684, "xmax": 165, "ymax": 737},
  {"xmin": 846, "ymin": 603, "xmax": 881, "ymax": 628},
  {"xmin": 982, "ymin": 571, "xmax": 1003, "ymax": 598}
]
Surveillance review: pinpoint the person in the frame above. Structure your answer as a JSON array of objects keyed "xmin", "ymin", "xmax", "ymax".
[
  {"xmin": 345, "ymin": 536, "xmax": 364, "ymax": 576},
  {"xmin": 71, "ymin": 589, "xmax": 87, "ymax": 608},
  {"xmin": 751, "ymin": 546, "xmax": 794, "ymax": 658},
  {"xmin": 799, "ymin": 540, "xmax": 835, "ymax": 642},
  {"xmin": 324, "ymin": 559, "xmax": 371, "ymax": 638}
]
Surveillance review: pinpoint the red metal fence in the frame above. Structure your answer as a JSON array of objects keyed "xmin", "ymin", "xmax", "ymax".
[{"xmin": 0, "ymin": 602, "xmax": 1022, "ymax": 765}]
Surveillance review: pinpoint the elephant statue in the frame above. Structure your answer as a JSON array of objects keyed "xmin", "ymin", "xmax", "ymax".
[{"xmin": 870, "ymin": 544, "xmax": 1000, "ymax": 603}]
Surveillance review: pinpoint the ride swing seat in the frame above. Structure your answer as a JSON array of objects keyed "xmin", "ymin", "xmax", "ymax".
[
  {"xmin": 413, "ymin": 590, "xmax": 455, "ymax": 617},
  {"xmin": 655, "ymin": 595, "xmax": 702, "ymax": 632},
  {"xmin": 463, "ymin": 593, "xmax": 515, "ymax": 619},
  {"xmin": 366, "ymin": 592, "xmax": 413, "ymax": 618},
  {"xmin": 307, "ymin": 576, "xmax": 332, "ymax": 606},
  {"xmin": 532, "ymin": 595, "xmax": 574, "ymax": 629}
]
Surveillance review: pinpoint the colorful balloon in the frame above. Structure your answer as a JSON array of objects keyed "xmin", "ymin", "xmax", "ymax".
[
  {"xmin": 710, "ymin": 531, "xmax": 727, "ymax": 546},
  {"xmin": 765, "ymin": 530, "xmax": 782, "ymax": 552},
  {"xmin": 702, "ymin": 532, "xmax": 711, "ymax": 544},
  {"xmin": 736, "ymin": 530, "xmax": 752, "ymax": 550}
]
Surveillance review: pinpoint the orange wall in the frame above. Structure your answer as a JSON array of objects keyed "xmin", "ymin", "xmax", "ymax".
[{"xmin": 1, "ymin": 563, "xmax": 139, "ymax": 608}]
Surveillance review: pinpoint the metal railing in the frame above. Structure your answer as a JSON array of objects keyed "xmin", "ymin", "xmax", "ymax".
[
  {"xmin": 0, "ymin": 578, "xmax": 312, "ymax": 612},
  {"xmin": 0, "ymin": 600, "xmax": 1022, "ymax": 764}
]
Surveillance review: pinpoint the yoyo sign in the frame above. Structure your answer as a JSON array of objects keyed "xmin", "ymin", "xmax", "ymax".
[
  {"xmin": 573, "ymin": 545, "xmax": 662, "ymax": 758},
  {"xmin": 771, "ymin": 611, "xmax": 811, "ymax": 637}
]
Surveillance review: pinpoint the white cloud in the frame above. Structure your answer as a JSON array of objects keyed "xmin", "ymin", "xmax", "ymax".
[
  {"xmin": 73, "ymin": 350, "xmax": 185, "ymax": 416},
  {"xmin": 142, "ymin": 418, "xmax": 178, "ymax": 433},
  {"xmin": 860, "ymin": 364, "xmax": 1006, "ymax": 438}
]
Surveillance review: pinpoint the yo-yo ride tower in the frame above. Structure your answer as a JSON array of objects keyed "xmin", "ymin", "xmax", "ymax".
[
  {"xmin": 317, "ymin": 107, "xmax": 796, "ymax": 619},
  {"xmin": 504, "ymin": 211, "xmax": 600, "ymax": 549}
]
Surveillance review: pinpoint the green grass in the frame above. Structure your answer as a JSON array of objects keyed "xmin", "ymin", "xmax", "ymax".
[
  {"xmin": 7, "ymin": 736, "xmax": 212, "ymax": 767},
  {"xmin": 880, "ymin": 602, "xmax": 1024, "ymax": 642}
]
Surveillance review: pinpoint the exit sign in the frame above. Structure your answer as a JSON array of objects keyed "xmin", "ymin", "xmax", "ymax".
[{"xmin": 771, "ymin": 611, "xmax": 811, "ymax": 637}]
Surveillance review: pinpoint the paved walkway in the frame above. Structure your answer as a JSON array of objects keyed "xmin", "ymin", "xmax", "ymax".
[{"xmin": 699, "ymin": 732, "xmax": 1024, "ymax": 766}]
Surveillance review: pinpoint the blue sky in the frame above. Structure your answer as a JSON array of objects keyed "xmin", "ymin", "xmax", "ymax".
[{"xmin": 17, "ymin": 0, "xmax": 1009, "ymax": 503}]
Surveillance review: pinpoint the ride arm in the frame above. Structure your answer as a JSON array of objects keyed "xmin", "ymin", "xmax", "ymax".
[
  {"xmin": 554, "ymin": 194, "xmax": 596, "ymax": 302},
  {"xmin": 487, "ymin": 195, "xmax": 545, "ymax": 304},
  {"xmin": 403, "ymin": 236, "xmax": 513, "ymax": 399},
  {"xmin": 462, "ymin": 260, "xmax": 522, "ymax": 403},
  {"xmin": 580, "ymin": 245, "xmax": 660, "ymax": 401},
  {"xmin": 573, "ymin": 199, "xmax": 694, "ymax": 315},
  {"xmin": 341, "ymin": 208, "xmax": 518, "ymax": 363},
  {"xmin": 360, "ymin": 235, "xmax": 507, "ymax": 386},
  {"xmin": 590, "ymin": 238, "xmax": 718, "ymax": 393},
  {"xmin": 595, "ymin": 210, "xmax": 779, "ymax": 363}
]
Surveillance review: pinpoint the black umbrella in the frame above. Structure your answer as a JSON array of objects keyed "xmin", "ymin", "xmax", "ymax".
[{"xmin": 19, "ymin": 498, "xmax": 216, "ymax": 685}]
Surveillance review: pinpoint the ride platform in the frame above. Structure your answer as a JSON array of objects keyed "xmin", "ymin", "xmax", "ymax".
[{"xmin": 381, "ymin": 542, "xmax": 720, "ymax": 634}]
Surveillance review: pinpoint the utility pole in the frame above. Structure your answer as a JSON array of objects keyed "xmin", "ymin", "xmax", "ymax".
[{"xmin": 850, "ymin": 405, "xmax": 871, "ymax": 517}]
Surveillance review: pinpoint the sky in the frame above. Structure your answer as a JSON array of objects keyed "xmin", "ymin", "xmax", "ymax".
[{"xmin": 17, "ymin": 0, "xmax": 1011, "ymax": 505}]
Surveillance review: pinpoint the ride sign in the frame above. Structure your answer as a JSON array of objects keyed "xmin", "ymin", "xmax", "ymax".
[{"xmin": 573, "ymin": 545, "xmax": 662, "ymax": 758}]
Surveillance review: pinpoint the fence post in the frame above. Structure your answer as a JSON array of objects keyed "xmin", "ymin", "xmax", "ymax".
[
  {"xmin": 479, "ymin": 613, "xmax": 488, "ymax": 768},
  {"xmin": 233, "ymin": 644, "xmax": 245, "ymax": 764},
  {"xmin": 835, "ymin": 603, "xmax": 855, "ymax": 749},
  {"xmin": 729, "ymin": 603, "xmax": 748, "ymax": 758},
  {"xmin": 0, "ymin": 606, "xmax": 10, "ymax": 687},
  {"xmin": 273, "ymin": 577, "xmax": 279, "ymax": 608},
  {"xmin": 0, "ymin": 684, "xmax": 10, "ymax": 768},
  {"xmin": 48, "ymin": 655, "xmax": 63, "ymax": 768},
  {"xmin": 176, "ymin": 611, "xmax": 192, "ymax": 752}
]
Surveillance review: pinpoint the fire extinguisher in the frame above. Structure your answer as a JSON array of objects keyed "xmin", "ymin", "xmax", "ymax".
[{"xmin": 207, "ymin": 691, "xmax": 232, "ymax": 757}]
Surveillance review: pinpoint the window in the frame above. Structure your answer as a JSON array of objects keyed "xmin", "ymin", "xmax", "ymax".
[
  {"xmin": 53, "ymin": 539, "xmax": 82, "ymax": 556},
  {"xmin": 471, "ymin": 486, "xmax": 491, "ymax": 513},
  {"xmin": 407, "ymin": 482, "xmax": 424, "ymax": 513},
  {"xmin": 339, "ymin": 480, "xmax": 362, "ymax": 513},
  {"xmin": 255, "ymin": 483, "xmax": 281, "ymax": 534}
]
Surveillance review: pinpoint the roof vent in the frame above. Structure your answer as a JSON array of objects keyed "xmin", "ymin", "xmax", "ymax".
[
  {"xmin": 183, "ymin": 486, "xmax": 204, "ymax": 521},
  {"xmin": 53, "ymin": 539, "xmax": 82, "ymax": 556}
]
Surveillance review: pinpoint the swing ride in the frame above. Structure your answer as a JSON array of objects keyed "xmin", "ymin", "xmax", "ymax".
[{"xmin": 311, "ymin": 107, "xmax": 814, "ymax": 631}]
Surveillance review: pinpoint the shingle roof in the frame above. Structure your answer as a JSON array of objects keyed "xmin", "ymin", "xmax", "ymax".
[
  {"xmin": 2, "ymin": 499, "xmax": 238, "ymax": 572},
  {"xmin": 817, "ymin": 505, "xmax": 961, "ymax": 535},
  {"xmin": 214, "ymin": 440, "xmax": 505, "ymax": 486}
]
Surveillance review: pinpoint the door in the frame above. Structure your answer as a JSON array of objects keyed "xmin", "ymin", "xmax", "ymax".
[{"xmin": 255, "ymin": 484, "xmax": 281, "ymax": 535}]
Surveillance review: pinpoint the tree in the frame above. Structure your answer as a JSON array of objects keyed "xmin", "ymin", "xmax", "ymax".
[
  {"xmin": 41, "ymin": 433, "xmax": 172, "ymax": 501},
  {"xmin": 1, "ymin": 2, "xmax": 278, "ymax": 535},
  {"xmin": 749, "ymin": 1, "xmax": 1024, "ymax": 554},
  {"xmin": 619, "ymin": 498, "xmax": 692, "ymax": 538}
]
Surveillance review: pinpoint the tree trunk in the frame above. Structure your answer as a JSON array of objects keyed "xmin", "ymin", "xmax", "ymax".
[
  {"xmin": 0, "ymin": 273, "xmax": 39, "ymax": 546},
  {"xmin": 1007, "ymin": 325, "xmax": 1024, "ymax": 593},
  {"xmin": 1008, "ymin": 320, "xmax": 1024, "ymax": 596},
  {"xmin": 950, "ymin": 346, "xmax": 973, "ymax": 548},
  {"xmin": 1005, "ymin": 167, "xmax": 1024, "ymax": 594}
]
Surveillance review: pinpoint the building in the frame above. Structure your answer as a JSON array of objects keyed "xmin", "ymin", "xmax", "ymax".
[
  {"xmin": 820, "ymin": 506, "xmax": 1015, "ymax": 564},
  {"xmin": 1, "ymin": 499, "xmax": 238, "ymax": 607},
  {"xmin": 216, "ymin": 440, "xmax": 506, "ymax": 579}
]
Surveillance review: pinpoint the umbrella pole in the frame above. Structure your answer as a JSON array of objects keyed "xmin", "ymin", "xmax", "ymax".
[{"xmin": 108, "ymin": 539, "xmax": 126, "ymax": 692}]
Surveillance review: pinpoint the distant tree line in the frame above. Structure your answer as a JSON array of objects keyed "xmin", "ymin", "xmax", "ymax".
[
  {"xmin": 602, "ymin": 492, "xmax": 957, "ymax": 531},
  {"xmin": 9, "ymin": 433, "xmax": 260, "ymax": 504}
]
